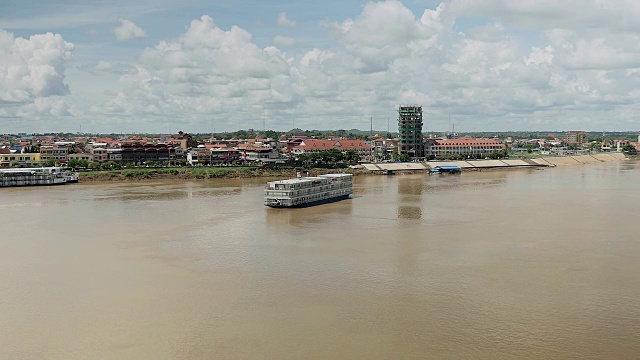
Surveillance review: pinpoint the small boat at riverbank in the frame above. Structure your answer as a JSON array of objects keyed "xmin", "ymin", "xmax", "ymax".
[
  {"xmin": 0, "ymin": 167, "xmax": 79, "ymax": 187},
  {"xmin": 264, "ymin": 173, "xmax": 352, "ymax": 207},
  {"xmin": 429, "ymin": 165, "xmax": 462, "ymax": 175}
]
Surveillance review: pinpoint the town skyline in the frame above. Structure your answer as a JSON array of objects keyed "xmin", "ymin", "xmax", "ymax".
[{"xmin": 3, "ymin": 0, "xmax": 640, "ymax": 133}]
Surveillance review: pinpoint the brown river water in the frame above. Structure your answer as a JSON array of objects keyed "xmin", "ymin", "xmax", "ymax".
[{"xmin": 1, "ymin": 161, "xmax": 639, "ymax": 359}]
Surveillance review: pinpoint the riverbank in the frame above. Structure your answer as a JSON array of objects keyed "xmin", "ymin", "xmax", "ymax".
[
  {"xmin": 78, "ymin": 166, "xmax": 360, "ymax": 182},
  {"xmin": 77, "ymin": 153, "xmax": 632, "ymax": 182}
]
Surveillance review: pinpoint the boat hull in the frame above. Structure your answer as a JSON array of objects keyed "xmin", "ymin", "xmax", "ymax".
[
  {"xmin": 264, "ymin": 173, "xmax": 353, "ymax": 208},
  {"xmin": 266, "ymin": 194, "xmax": 350, "ymax": 208}
]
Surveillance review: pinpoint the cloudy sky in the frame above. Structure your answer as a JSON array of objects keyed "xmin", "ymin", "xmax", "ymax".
[{"xmin": 2, "ymin": 0, "xmax": 640, "ymax": 134}]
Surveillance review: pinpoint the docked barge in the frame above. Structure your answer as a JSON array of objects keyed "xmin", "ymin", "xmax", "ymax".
[{"xmin": 264, "ymin": 173, "xmax": 352, "ymax": 207}]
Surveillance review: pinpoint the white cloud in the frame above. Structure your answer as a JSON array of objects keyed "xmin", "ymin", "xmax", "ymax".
[
  {"xmin": 546, "ymin": 29, "xmax": 640, "ymax": 70},
  {"xmin": 95, "ymin": 61, "xmax": 113, "ymax": 71},
  {"xmin": 88, "ymin": 3, "xmax": 640, "ymax": 131},
  {"xmin": 16, "ymin": 96, "xmax": 75, "ymax": 117},
  {"xmin": 0, "ymin": 30, "xmax": 74, "ymax": 104},
  {"xmin": 333, "ymin": 0, "xmax": 440, "ymax": 72},
  {"xmin": 273, "ymin": 35, "xmax": 295, "ymax": 47},
  {"xmin": 76, "ymin": 61, "xmax": 135, "ymax": 75},
  {"xmin": 93, "ymin": 15, "xmax": 299, "ymax": 129},
  {"xmin": 524, "ymin": 46, "xmax": 554, "ymax": 66},
  {"xmin": 448, "ymin": 0, "xmax": 640, "ymax": 32},
  {"xmin": 112, "ymin": 19, "xmax": 147, "ymax": 41},
  {"xmin": 6, "ymin": 1, "xmax": 640, "ymax": 132},
  {"xmin": 277, "ymin": 12, "xmax": 296, "ymax": 28}
]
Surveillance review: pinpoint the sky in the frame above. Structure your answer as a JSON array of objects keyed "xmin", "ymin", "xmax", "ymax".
[{"xmin": 1, "ymin": 0, "xmax": 640, "ymax": 134}]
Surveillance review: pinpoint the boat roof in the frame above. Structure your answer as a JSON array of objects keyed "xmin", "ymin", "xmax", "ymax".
[
  {"xmin": 267, "ymin": 173, "xmax": 351, "ymax": 185},
  {"xmin": 318, "ymin": 173, "xmax": 351, "ymax": 178},
  {"xmin": 0, "ymin": 167, "xmax": 63, "ymax": 173},
  {"xmin": 268, "ymin": 177, "xmax": 326, "ymax": 185}
]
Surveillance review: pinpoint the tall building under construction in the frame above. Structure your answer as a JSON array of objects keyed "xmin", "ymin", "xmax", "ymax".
[{"xmin": 398, "ymin": 105, "xmax": 424, "ymax": 159}]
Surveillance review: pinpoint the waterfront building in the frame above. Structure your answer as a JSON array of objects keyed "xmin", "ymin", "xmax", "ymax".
[
  {"xmin": 398, "ymin": 105, "xmax": 424, "ymax": 159},
  {"xmin": 0, "ymin": 152, "xmax": 41, "ymax": 167},
  {"xmin": 40, "ymin": 145, "xmax": 68, "ymax": 164},
  {"xmin": 236, "ymin": 144, "xmax": 281, "ymax": 161},
  {"xmin": 285, "ymin": 137, "xmax": 312, "ymax": 152},
  {"xmin": 120, "ymin": 142, "xmax": 178, "ymax": 165},
  {"xmin": 564, "ymin": 131, "xmax": 588, "ymax": 144},
  {"xmin": 425, "ymin": 138, "xmax": 505, "ymax": 159},
  {"xmin": 289, "ymin": 139, "xmax": 373, "ymax": 162},
  {"xmin": 91, "ymin": 148, "xmax": 109, "ymax": 163},
  {"xmin": 107, "ymin": 148, "xmax": 122, "ymax": 162},
  {"xmin": 187, "ymin": 148, "xmax": 212, "ymax": 166},
  {"xmin": 371, "ymin": 137, "xmax": 398, "ymax": 161},
  {"xmin": 67, "ymin": 153, "xmax": 94, "ymax": 163},
  {"xmin": 170, "ymin": 131, "xmax": 198, "ymax": 149},
  {"xmin": 211, "ymin": 147, "xmax": 240, "ymax": 164}
]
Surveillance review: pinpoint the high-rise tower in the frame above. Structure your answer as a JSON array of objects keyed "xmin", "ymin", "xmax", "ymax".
[{"xmin": 398, "ymin": 105, "xmax": 424, "ymax": 159}]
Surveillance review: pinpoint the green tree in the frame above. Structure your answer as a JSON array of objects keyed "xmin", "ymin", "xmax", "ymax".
[
  {"xmin": 398, "ymin": 153, "xmax": 410, "ymax": 162},
  {"xmin": 391, "ymin": 147, "xmax": 399, "ymax": 160},
  {"xmin": 344, "ymin": 149, "xmax": 361, "ymax": 164},
  {"xmin": 323, "ymin": 149, "xmax": 344, "ymax": 164},
  {"xmin": 43, "ymin": 158, "xmax": 57, "ymax": 167},
  {"xmin": 67, "ymin": 159, "xmax": 79, "ymax": 169},
  {"xmin": 309, "ymin": 152, "xmax": 322, "ymax": 164},
  {"xmin": 101, "ymin": 161, "xmax": 119, "ymax": 170},
  {"xmin": 264, "ymin": 130, "xmax": 280, "ymax": 139},
  {"xmin": 622, "ymin": 143, "xmax": 637, "ymax": 154},
  {"xmin": 296, "ymin": 153, "xmax": 311, "ymax": 167}
]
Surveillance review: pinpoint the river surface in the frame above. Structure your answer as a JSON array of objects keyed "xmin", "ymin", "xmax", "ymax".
[{"xmin": 1, "ymin": 161, "xmax": 639, "ymax": 359}]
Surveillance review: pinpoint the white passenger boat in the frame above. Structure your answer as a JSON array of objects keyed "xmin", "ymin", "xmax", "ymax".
[
  {"xmin": 0, "ymin": 167, "xmax": 79, "ymax": 187},
  {"xmin": 64, "ymin": 171, "xmax": 79, "ymax": 183},
  {"xmin": 264, "ymin": 173, "xmax": 352, "ymax": 207}
]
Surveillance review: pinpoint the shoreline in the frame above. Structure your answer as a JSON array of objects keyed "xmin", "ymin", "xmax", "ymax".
[
  {"xmin": 75, "ymin": 154, "xmax": 634, "ymax": 183},
  {"xmin": 77, "ymin": 167, "xmax": 363, "ymax": 182}
]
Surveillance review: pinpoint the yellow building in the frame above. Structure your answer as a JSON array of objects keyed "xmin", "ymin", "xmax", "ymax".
[
  {"xmin": 564, "ymin": 131, "xmax": 588, "ymax": 144},
  {"xmin": 0, "ymin": 153, "xmax": 41, "ymax": 167}
]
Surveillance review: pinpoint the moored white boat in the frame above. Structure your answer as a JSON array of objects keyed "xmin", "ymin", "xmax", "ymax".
[
  {"xmin": 64, "ymin": 171, "xmax": 79, "ymax": 183},
  {"xmin": 264, "ymin": 173, "xmax": 352, "ymax": 207},
  {"xmin": 0, "ymin": 167, "xmax": 79, "ymax": 187}
]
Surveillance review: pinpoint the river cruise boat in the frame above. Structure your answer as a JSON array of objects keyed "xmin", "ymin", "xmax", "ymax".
[
  {"xmin": 0, "ymin": 167, "xmax": 79, "ymax": 187},
  {"xmin": 264, "ymin": 173, "xmax": 352, "ymax": 207}
]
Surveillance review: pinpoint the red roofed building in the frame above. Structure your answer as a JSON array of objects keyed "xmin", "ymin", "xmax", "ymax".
[
  {"xmin": 289, "ymin": 139, "xmax": 373, "ymax": 161},
  {"xmin": 93, "ymin": 138, "xmax": 119, "ymax": 147},
  {"xmin": 285, "ymin": 137, "xmax": 308, "ymax": 151},
  {"xmin": 426, "ymin": 138, "xmax": 505, "ymax": 159}
]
